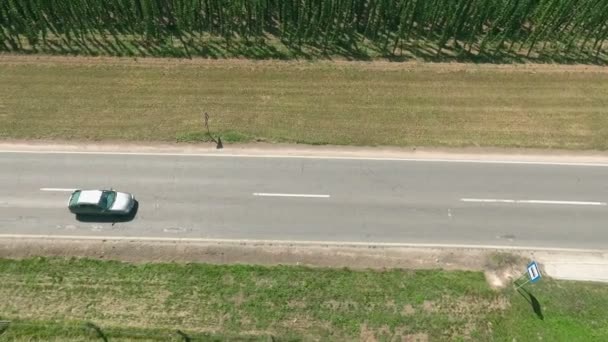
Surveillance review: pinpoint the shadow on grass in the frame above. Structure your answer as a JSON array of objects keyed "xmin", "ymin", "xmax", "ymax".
[
  {"xmin": 0, "ymin": 320, "xmax": 10, "ymax": 336},
  {"xmin": 176, "ymin": 330, "xmax": 191, "ymax": 341},
  {"xmin": 3, "ymin": 32, "xmax": 606, "ymax": 65},
  {"xmin": 84, "ymin": 322, "xmax": 108, "ymax": 342},
  {"xmin": 517, "ymin": 287, "xmax": 544, "ymax": 320},
  {"xmin": 75, "ymin": 201, "xmax": 139, "ymax": 224}
]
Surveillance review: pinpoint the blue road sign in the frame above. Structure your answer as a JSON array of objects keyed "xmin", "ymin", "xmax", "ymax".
[{"xmin": 527, "ymin": 261, "xmax": 542, "ymax": 283}]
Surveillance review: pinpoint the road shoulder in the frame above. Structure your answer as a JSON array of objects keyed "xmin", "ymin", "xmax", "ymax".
[{"xmin": 2, "ymin": 140, "xmax": 608, "ymax": 165}]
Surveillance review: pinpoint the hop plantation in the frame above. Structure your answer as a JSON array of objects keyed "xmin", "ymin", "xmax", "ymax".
[{"xmin": 1, "ymin": 0, "xmax": 606, "ymax": 61}]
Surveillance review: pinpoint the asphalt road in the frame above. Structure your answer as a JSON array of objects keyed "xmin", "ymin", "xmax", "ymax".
[{"xmin": 1, "ymin": 151, "xmax": 607, "ymax": 249}]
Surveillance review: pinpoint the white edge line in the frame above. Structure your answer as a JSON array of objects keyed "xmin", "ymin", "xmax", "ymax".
[
  {"xmin": 253, "ymin": 193, "xmax": 330, "ymax": 198},
  {"xmin": 2, "ymin": 150, "xmax": 608, "ymax": 167},
  {"xmin": 0, "ymin": 234, "xmax": 605, "ymax": 253},
  {"xmin": 461, "ymin": 198, "xmax": 607, "ymax": 206},
  {"xmin": 40, "ymin": 188, "xmax": 78, "ymax": 192}
]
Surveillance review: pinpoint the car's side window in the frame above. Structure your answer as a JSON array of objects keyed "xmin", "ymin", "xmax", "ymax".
[{"xmin": 78, "ymin": 204, "xmax": 101, "ymax": 213}]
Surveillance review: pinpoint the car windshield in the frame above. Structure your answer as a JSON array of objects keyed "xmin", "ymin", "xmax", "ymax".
[{"xmin": 100, "ymin": 191, "xmax": 117, "ymax": 210}]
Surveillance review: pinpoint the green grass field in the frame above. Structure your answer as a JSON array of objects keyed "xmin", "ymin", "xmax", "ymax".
[
  {"xmin": 1, "ymin": 56, "xmax": 607, "ymax": 150},
  {"xmin": 0, "ymin": 258, "xmax": 607, "ymax": 341}
]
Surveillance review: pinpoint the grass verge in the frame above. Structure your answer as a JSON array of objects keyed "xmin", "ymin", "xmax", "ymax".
[
  {"xmin": 1, "ymin": 56, "xmax": 608, "ymax": 150},
  {"xmin": 0, "ymin": 258, "xmax": 607, "ymax": 341}
]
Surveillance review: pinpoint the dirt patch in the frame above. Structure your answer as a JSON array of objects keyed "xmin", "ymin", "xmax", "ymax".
[
  {"xmin": 287, "ymin": 300, "xmax": 307, "ymax": 309},
  {"xmin": 401, "ymin": 304, "xmax": 416, "ymax": 316},
  {"xmin": 422, "ymin": 300, "xmax": 436, "ymax": 313},
  {"xmin": 359, "ymin": 324, "xmax": 429, "ymax": 342},
  {"xmin": 403, "ymin": 333, "xmax": 429, "ymax": 342},
  {"xmin": 485, "ymin": 268, "xmax": 521, "ymax": 289},
  {"xmin": 484, "ymin": 252, "xmax": 528, "ymax": 289},
  {"xmin": 282, "ymin": 316, "xmax": 316, "ymax": 330},
  {"xmin": 359, "ymin": 323, "xmax": 378, "ymax": 342}
]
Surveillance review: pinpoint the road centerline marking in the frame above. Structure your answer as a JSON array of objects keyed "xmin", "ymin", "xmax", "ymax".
[
  {"xmin": 253, "ymin": 193, "xmax": 330, "ymax": 198},
  {"xmin": 461, "ymin": 198, "xmax": 607, "ymax": 206},
  {"xmin": 40, "ymin": 188, "xmax": 77, "ymax": 192}
]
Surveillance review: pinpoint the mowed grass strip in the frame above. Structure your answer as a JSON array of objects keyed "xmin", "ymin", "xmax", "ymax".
[
  {"xmin": 0, "ymin": 258, "xmax": 607, "ymax": 341},
  {"xmin": 1, "ymin": 56, "xmax": 607, "ymax": 149}
]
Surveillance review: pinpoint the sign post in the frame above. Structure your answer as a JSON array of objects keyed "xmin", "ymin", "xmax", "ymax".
[
  {"xmin": 203, "ymin": 112, "xmax": 223, "ymax": 149},
  {"xmin": 514, "ymin": 261, "xmax": 542, "ymax": 290}
]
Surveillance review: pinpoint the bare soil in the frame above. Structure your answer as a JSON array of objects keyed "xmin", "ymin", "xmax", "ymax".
[{"xmin": 2, "ymin": 54, "xmax": 608, "ymax": 73}]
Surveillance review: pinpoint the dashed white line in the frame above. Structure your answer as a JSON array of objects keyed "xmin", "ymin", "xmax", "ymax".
[
  {"xmin": 461, "ymin": 198, "xmax": 516, "ymax": 204},
  {"xmin": 461, "ymin": 198, "xmax": 607, "ymax": 206},
  {"xmin": 253, "ymin": 193, "xmax": 330, "ymax": 198},
  {"xmin": 40, "ymin": 188, "xmax": 77, "ymax": 192}
]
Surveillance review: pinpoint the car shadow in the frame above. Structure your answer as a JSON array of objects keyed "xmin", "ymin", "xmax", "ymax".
[{"xmin": 76, "ymin": 200, "xmax": 139, "ymax": 223}]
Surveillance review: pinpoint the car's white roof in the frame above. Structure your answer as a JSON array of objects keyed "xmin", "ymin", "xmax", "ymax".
[{"xmin": 77, "ymin": 190, "xmax": 103, "ymax": 205}]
